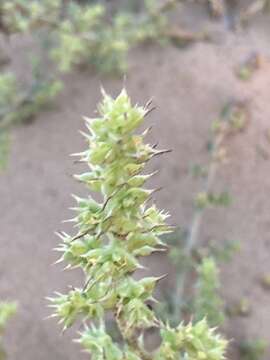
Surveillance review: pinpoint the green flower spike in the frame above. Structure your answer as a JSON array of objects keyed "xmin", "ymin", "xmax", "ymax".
[{"xmin": 50, "ymin": 89, "xmax": 227, "ymax": 360}]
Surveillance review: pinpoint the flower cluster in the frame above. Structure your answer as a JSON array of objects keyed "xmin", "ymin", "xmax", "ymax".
[{"xmin": 50, "ymin": 89, "xmax": 227, "ymax": 360}]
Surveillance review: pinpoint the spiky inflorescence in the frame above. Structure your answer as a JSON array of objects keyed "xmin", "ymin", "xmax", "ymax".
[{"xmin": 50, "ymin": 89, "xmax": 227, "ymax": 360}]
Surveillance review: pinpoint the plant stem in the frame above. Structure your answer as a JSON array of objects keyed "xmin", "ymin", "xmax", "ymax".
[
  {"xmin": 115, "ymin": 313, "xmax": 153, "ymax": 360},
  {"xmin": 173, "ymin": 132, "xmax": 225, "ymax": 321}
]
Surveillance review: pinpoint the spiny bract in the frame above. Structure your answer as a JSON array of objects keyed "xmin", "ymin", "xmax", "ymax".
[{"xmin": 49, "ymin": 89, "xmax": 227, "ymax": 360}]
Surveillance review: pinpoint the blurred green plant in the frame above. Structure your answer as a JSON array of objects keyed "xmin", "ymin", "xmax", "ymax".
[
  {"xmin": 157, "ymin": 100, "xmax": 248, "ymax": 329},
  {"xmin": 0, "ymin": 302, "xmax": 16, "ymax": 360},
  {"xmin": 50, "ymin": 2, "xmax": 170, "ymax": 74},
  {"xmin": 0, "ymin": 69, "xmax": 62, "ymax": 170},
  {"xmin": 239, "ymin": 339, "xmax": 268, "ymax": 360},
  {"xmin": 49, "ymin": 89, "xmax": 227, "ymax": 360},
  {"xmin": 0, "ymin": 0, "xmax": 208, "ymax": 75},
  {"xmin": 193, "ymin": 257, "xmax": 224, "ymax": 325},
  {"xmin": 0, "ymin": 76, "xmax": 62, "ymax": 132},
  {"xmin": 1, "ymin": 0, "xmax": 173, "ymax": 74}
]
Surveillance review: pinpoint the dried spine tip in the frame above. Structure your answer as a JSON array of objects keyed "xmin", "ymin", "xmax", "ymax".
[{"xmin": 50, "ymin": 89, "xmax": 227, "ymax": 360}]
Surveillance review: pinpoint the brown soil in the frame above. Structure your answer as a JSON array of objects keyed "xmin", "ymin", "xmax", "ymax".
[{"xmin": 1, "ymin": 3, "xmax": 270, "ymax": 360}]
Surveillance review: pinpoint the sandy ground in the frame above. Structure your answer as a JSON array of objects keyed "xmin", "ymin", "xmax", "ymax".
[{"xmin": 1, "ymin": 4, "xmax": 270, "ymax": 360}]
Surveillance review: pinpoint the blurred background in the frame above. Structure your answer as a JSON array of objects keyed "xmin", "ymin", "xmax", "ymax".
[{"xmin": 0, "ymin": 0, "xmax": 270, "ymax": 359}]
